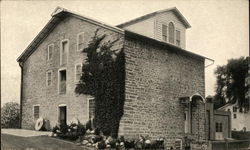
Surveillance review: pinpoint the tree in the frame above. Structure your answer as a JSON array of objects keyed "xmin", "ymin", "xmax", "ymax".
[
  {"xmin": 214, "ymin": 56, "xmax": 249, "ymax": 109},
  {"xmin": 1, "ymin": 102, "xmax": 20, "ymax": 128},
  {"xmin": 75, "ymin": 29, "xmax": 125, "ymax": 137}
]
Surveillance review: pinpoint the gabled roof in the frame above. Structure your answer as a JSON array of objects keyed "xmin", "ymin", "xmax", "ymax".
[
  {"xmin": 217, "ymin": 103, "xmax": 236, "ymax": 110},
  {"xmin": 117, "ymin": 7, "xmax": 191, "ymax": 29},
  {"xmin": 17, "ymin": 7, "xmax": 210, "ymax": 64},
  {"xmin": 17, "ymin": 7, "xmax": 124, "ymax": 62}
]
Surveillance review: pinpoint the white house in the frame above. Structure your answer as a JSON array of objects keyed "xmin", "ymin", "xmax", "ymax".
[{"xmin": 218, "ymin": 102, "xmax": 250, "ymax": 131}]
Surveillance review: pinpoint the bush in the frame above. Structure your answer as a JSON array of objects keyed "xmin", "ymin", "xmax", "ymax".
[
  {"xmin": 52, "ymin": 123, "xmax": 86, "ymax": 141},
  {"xmin": 1, "ymin": 102, "xmax": 20, "ymax": 128}
]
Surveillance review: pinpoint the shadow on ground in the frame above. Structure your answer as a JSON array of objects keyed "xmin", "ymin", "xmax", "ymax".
[{"xmin": 1, "ymin": 134, "xmax": 91, "ymax": 150}]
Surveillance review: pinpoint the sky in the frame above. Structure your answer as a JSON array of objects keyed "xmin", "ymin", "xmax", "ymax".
[{"xmin": 1, "ymin": 0, "xmax": 249, "ymax": 106}]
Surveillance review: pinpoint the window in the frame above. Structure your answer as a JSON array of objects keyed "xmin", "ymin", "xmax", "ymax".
[
  {"xmin": 47, "ymin": 44, "xmax": 54, "ymax": 61},
  {"xmin": 88, "ymin": 98, "xmax": 95, "ymax": 119},
  {"xmin": 60, "ymin": 40, "xmax": 68, "ymax": 65},
  {"xmin": 233, "ymin": 106, "xmax": 237, "ymax": 112},
  {"xmin": 59, "ymin": 69, "xmax": 66, "ymax": 94},
  {"xmin": 77, "ymin": 32, "xmax": 85, "ymax": 51},
  {"xmin": 227, "ymin": 109, "xmax": 230, "ymax": 112},
  {"xmin": 162, "ymin": 24, "xmax": 167, "ymax": 42},
  {"xmin": 234, "ymin": 114, "xmax": 237, "ymax": 118},
  {"xmin": 168, "ymin": 22, "xmax": 175, "ymax": 44},
  {"xmin": 216, "ymin": 122, "xmax": 223, "ymax": 132},
  {"xmin": 176, "ymin": 30, "xmax": 181, "ymax": 46},
  {"xmin": 75, "ymin": 63, "xmax": 82, "ymax": 83},
  {"xmin": 46, "ymin": 71, "xmax": 52, "ymax": 86},
  {"xmin": 220, "ymin": 123, "xmax": 222, "ymax": 132},
  {"xmin": 33, "ymin": 105, "xmax": 40, "ymax": 120},
  {"xmin": 174, "ymin": 139, "xmax": 182, "ymax": 150}
]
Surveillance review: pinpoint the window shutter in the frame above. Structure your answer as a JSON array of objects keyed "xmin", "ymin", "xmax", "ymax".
[
  {"xmin": 176, "ymin": 30, "xmax": 181, "ymax": 46},
  {"xmin": 162, "ymin": 24, "xmax": 167, "ymax": 42}
]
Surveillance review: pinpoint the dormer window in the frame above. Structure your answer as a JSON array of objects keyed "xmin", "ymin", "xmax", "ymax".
[{"xmin": 168, "ymin": 22, "xmax": 175, "ymax": 44}]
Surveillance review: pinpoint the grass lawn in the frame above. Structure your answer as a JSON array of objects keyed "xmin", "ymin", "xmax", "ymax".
[{"xmin": 1, "ymin": 133, "xmax": 91, "ymax": 150}]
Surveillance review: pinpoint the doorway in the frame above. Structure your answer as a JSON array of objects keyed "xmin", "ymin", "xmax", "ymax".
[{"xmin": 58, "ymin": 106, "xmax": 67, "ymax": 125}]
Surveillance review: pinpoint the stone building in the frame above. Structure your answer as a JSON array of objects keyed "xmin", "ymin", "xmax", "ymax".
[{"xmin": 17, "ymin": 7, "xmax": 212, "ymax": 149}]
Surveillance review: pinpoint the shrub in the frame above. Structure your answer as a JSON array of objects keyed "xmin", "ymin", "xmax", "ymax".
[
  {"xmin": 52, "ymin": 123, "xmax": 86, "ymax": 141},
  {"xmin": 1, "ymin": 102, "xmax": 20, "ymax": 128}
]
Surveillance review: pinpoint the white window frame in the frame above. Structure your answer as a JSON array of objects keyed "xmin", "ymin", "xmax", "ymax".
[
  {"xmin": 87, "ymin": 97, "xmax": 95, "ymax": 119},
  {"xmin": 33, "ymin": 104, "xmax": 40, "ymax": 121},
  {"xmin": 75, "ymin": 63, "xmax": 83, "ymax": 83},
  {"xmin": 77, "ymin": 32, "xmax": 85, "ymax": 51},
  {"xmin": 58, "ymin": 67, "xmax": 67, "ymax": 95},
  {"xmin": 174, "ymin": 139, "xmax": 183, "ymax": 150},
  {"xmin": 46, "ymin": 70, "xmax": 53, "ymax": 86},
  {"xmin": 60, "ymin": 39, "xmax": 69, "ymax": 65},
  {"xmin": 47, "ymin": 44, "xmax": 54, "ymax": 61}
]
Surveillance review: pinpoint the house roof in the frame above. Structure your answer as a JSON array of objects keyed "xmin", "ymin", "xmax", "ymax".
[
  {"xmin": 217, "ymin": 103, "xmax": 236, "ymax": 110},
  {"xmin": 117, "ymin": 7, "xmax": 191, "ymax": 29},
  {"xmin": 17, "ymin": 6, "xmax": 124, "ymax": 62},
  {"xmin": 17, "ymin": 7, "xmax": 211, "ymax": 63}
]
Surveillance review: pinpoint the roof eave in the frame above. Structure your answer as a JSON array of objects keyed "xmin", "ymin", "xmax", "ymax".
[{"xmin": 17, "ymin": 6, "xmax": 125, "ymax": 63}]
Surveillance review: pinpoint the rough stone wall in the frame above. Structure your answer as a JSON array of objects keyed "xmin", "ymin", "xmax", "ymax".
[
  {"xmin": 119, "ymin": 36, "xmax": 205, "ymax": 149},
  {"xmin": 21, "ymin": 16, "xmax": 124, "ymax": 129}
]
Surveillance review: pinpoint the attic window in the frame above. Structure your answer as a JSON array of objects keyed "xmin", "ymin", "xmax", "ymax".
[
  {"xmin": 162, "ymin": 24, "xmax": 167, "ymax": 42},
  {"xmin": 168, "ymin": 22, "xmax": 175, "ymax": 44}
]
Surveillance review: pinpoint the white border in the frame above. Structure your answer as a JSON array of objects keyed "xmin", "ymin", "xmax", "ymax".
[
  {"xmin": 33, "ymin": 104, "xmax": 40, "ymax": 121},
  {"xmin": 77, "ymin": 32, "xmax": 85, "ymax": 52},
  {"xmin": 58, "ymin": 67, "xmax": 67, "ymax": 95},
  {"xmin": 60, "ymin": 39, "xmax": 69, "ymax": 65}
]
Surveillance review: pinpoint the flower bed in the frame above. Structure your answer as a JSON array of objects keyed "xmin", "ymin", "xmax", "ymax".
[{"xmin": 51, "ymin": 119, "xmax": 165, "ymax": 150}]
